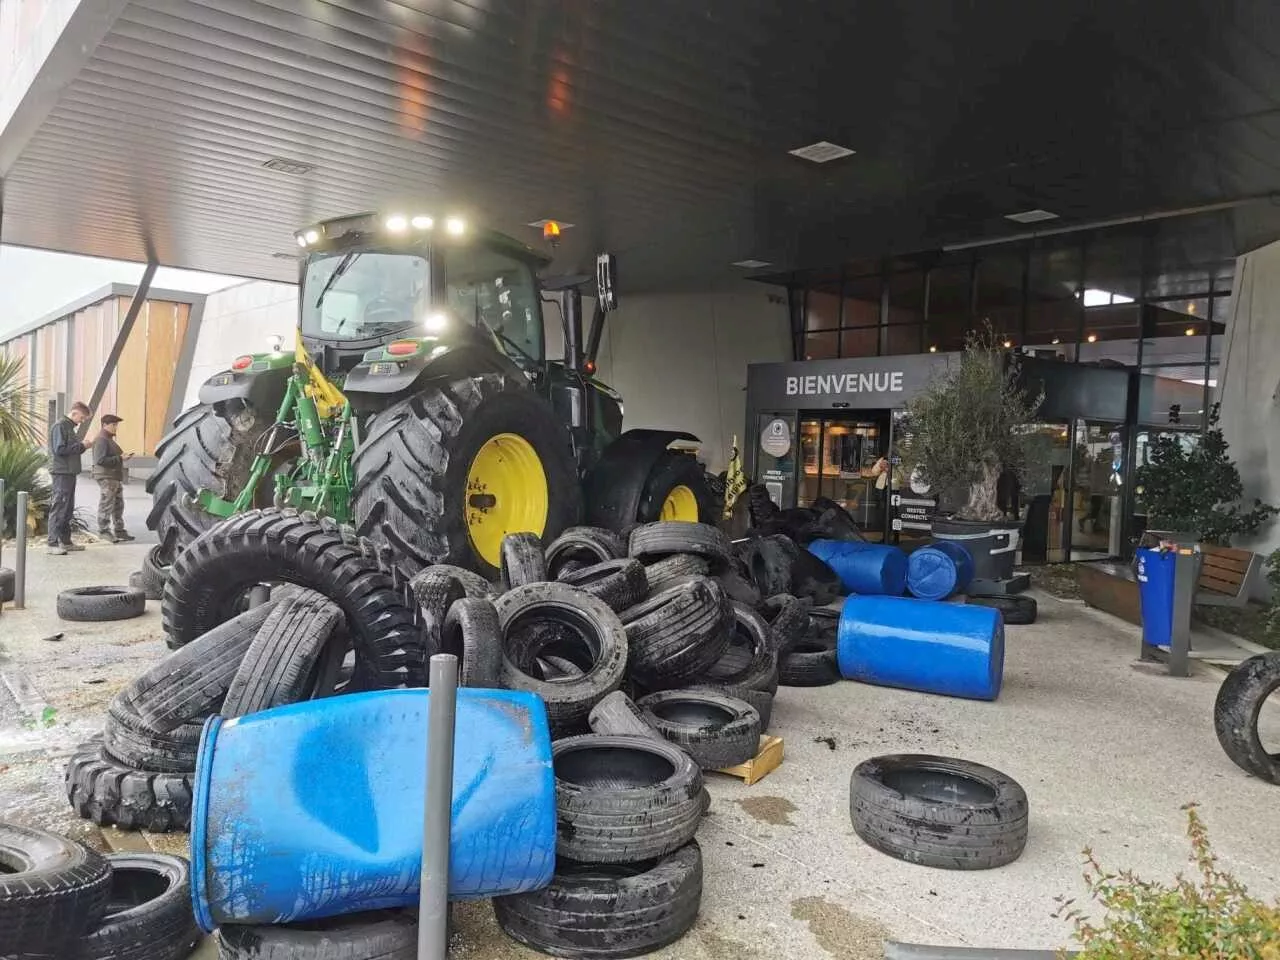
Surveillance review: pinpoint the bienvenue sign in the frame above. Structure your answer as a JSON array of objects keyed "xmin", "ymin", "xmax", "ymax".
[{"xmin": 748, "ymin": 353, "xmax": 952, "ymax": 410}]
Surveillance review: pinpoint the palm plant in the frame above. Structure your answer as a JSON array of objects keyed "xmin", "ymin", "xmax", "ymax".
[
  {"xmin": 0, "ymin": 355, "xmax": 42, "ymax": 445},
  {"xmin": 0, "ymin": 440, "xmax": 50, "ymax": 536}
]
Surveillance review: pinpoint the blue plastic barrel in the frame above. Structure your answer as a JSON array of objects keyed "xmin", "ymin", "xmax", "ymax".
[
  {"xmin": 927, "ymin": 539, "xmax": 975, "ymax": 592},
  {"xmin": 906, "ymin": 547, "xmax": 960, "ymax": 600},
  {"xmin": 836, "ymin": 595, "xmax": 1005, "ymax": 700},
  {"xmin": 190, "ymin": 689, "xmax": 555, "ymax": 931},
  {"xmin": 808, "ymin": 539, "xmax": 907, "ymax": 596}
]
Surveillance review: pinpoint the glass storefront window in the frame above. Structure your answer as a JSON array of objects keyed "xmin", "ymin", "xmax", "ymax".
[
  {"xmin": 886, "ymin": 269, "xmax": 925, "ymax": 324},
  {"xmin": 840, "ymin": 326, "xmax": 879, "ymax": 358},
  {"xmin": 974, "ymin": 252, "xmax": 1025, "ymax": 345},
  {"xmin": 884, "ymin": 324, "xmax": 923, "ymax": 356},
  {"xmin": 803, "ymin": 330, "xmax": 838, "ymax": 360}
]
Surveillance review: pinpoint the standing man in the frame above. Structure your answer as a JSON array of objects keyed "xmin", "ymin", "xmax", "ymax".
[
  {"xmin": 93, "ymin": 414, "xmax": 134, "ymax": 543},
  {"xmin": 48, "ymin": 401, "xmax": 91, "ymax": 555}
]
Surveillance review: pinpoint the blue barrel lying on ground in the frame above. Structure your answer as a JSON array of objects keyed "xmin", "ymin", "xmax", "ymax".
[
  {"xmin": 927, "ymin": 539, "xmax": 975, "ymax": 592},
  {"xmin": 836, "ymin": 595, "xmax": 1005, "ymax": 700},
  {"xmin": 808, "ymin": 539, "xmax": 908, "ymax": 596},
  {"xmin": 190, "ymin": 688, "xmax": 555, "ymax": 931},
  {"xmin": 905, "ymin": 543, "xmax": 974, "ymax": 600}
]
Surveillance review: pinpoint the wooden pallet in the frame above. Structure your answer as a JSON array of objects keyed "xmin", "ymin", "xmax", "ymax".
[{"xmin": 715, "ymin": 735, "xmax": 783, "ymax": 785}]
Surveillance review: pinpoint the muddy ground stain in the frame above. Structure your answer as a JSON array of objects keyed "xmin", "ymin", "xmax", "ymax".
[
  {"xmin": 791, "ymin": 896, "xmax": 888, "ymax": 959},
  {"xmin": 733, "ymin": 795, "xmax": 798, "ymax": 826}
]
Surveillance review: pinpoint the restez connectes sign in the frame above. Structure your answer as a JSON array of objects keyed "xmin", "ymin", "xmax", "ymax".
[{"xmin": 747, "ymin": 353, "xmax": 951, "ymax": 410}]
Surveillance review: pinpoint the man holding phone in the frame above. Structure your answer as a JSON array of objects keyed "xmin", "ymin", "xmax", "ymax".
[{"xmin": 92, "ymin": 414, "xmax": 134, "ymax": 543}]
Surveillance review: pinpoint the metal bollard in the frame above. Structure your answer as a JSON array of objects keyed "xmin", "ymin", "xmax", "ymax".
[
  {"xmin": 0, "ymin": 477, "xmax": 6, "ymax": 569},
  {"xmin": 14, "ymin": 491, "xmax": 27, "ymax": 609},
  {"xmin": 419, "ymin": 653, "xmax": 458, "ymax": 960}
]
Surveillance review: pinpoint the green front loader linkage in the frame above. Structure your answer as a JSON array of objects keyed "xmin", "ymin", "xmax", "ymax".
[{"xmin": 195, "ymin": 363, "xmax": 356, "ymax": 523}]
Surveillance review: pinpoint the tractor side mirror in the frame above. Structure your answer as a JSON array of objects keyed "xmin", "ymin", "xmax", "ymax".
[{"xmin": 595, "ymin": 253, "xmax": 618, "ymax": 312}]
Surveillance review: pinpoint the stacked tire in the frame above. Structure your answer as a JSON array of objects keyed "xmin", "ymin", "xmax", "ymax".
[{"xmin": 0, "ymin": 820, "xmax": 198, "ymax": 959}]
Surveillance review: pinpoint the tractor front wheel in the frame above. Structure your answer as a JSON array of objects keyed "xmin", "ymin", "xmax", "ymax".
[
  {"xmin": 352, "ymin": 374, "xmax": 581, "ymax": 580},
  {"xmin": 636, "ymin": 451, "xmax": 717, "ymax": 524}
]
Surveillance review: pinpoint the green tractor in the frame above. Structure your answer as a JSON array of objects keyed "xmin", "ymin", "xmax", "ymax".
[{"xmin": 145, "ymin": 210, "xmax": 716, "ymax": 579}]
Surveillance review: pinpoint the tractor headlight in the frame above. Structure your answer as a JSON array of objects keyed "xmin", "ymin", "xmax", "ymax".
[{"xmin": 423, "ymin": 312, "xmax": 448, "ymax": 333}]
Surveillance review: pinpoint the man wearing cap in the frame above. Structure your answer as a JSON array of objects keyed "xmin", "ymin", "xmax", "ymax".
[{"xmin": 92, "ymin": 414, "xmax": 134, "ymax": 543}]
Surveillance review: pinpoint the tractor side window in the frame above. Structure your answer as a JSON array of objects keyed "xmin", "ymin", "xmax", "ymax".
[
  {"xmin": 444, "ymin": 247, "xmax": 543, "ymax": 366},
  {"xmin": 301, "ymin": 252, "xmax": 430, "ymax": 341}
]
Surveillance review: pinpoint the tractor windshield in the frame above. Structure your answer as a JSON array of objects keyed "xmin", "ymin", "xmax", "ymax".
[
  {"xmin": 442, "ymin": 246, "xmax": 543, "ymax": 365},
  {"xmin": 301, "ymin": 251, "xmax": 429, "ymax": 342}
]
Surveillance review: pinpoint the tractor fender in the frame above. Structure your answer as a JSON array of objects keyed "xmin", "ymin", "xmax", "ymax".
[
  {"xmin": 197, "ymin": 363, "xmax": 291, "ymax": 420},
  {"xmin": 584, "ymin": 429, "xmax": 700, "ymax": 531},
  {"xmin": 342, "ymin": 337, "xmax": 528, "ymax": 414}
]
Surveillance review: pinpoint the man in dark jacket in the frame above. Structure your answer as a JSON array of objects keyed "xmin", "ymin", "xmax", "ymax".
[
  {"xmin": 47, "ymin": 401, "xmax": 91, "ymax": 555},
  {"xmin": 92, "ymin": 414, "xmax": 133, "ymax": 543}
]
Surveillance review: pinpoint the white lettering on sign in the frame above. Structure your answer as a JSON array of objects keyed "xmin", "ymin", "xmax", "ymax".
[{"xmin": 782, "ymin": 371, "xmax": 907, "ymax": 397}]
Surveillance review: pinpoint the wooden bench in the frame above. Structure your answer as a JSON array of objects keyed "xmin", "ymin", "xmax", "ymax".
[{"xmin": 1195, "ymin": 544, "xmax": 1261, "ymax": 607}]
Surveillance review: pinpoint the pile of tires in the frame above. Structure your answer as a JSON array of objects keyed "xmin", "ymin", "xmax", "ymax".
[{"xmin": 0, "ymin": 820, "xmax": 199, "ymax": 959}]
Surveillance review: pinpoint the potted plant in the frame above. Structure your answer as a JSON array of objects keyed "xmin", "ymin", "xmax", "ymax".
[{"xmin": 900, "ymin": 326, "xmax": 1042, "ymax": 581}]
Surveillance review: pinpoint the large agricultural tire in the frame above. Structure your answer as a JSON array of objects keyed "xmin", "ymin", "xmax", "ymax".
[
  {"xmin": 0, "ymin": 821, "xmax": 112, "ymax": 956},
  {"xmin": 1214, "ymin": 652, "xmax": 1280, "ymax": 783},
  {"xmin": 494, "ymin": 841, "xmax": 703, "ymax": 960},
  {"xmin": 145, "ymin": 403, "xmax": 266, "ymax": 561},
  {"xmin": 161, "ymin": 509, "xmax": 422, "ymax": 688},
  {"xmin": 849, "ymin": 754, "xmax": 1029, "ymax": 870},
  {"xmin": 352, "ymin": 373, "xmax": 581, "ymax": 581},
  {"xmin": 76, "ymin": 853, "xmax": 200, "ymax": 960},
  {"xmin": 65, "ymin": 738, "xmax": 193, "ymax": 833},
  {"xmin": 552, "ymin": 734, "xmax": 705, "ymax": 864},
  {"xmin": 636, "ymin": 451, "xmax": 717, "ymax": 524}
]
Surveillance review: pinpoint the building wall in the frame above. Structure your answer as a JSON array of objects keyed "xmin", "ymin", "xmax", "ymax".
[
  {"xmin": 182, "ymin": 280, "xmax": 297, "ymax": 410},
  {"xmin": 180, "ymin": 279, "xmax": 789, "ymax": 474},
  {"xmin": 1217, "ymin": 240, "xmax": 1280, "ymax": 567}
]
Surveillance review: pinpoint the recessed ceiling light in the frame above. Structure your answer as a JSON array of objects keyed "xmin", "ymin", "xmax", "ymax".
[
  {"xmin": 788, "ymin": 141, "xmax": 855, "ymax": 163},
  {"xmin": 527, "ymin": 219, "xmax": 576, "ymax": 230},
  {"xmin": 1005, "ymin": 208, "xmax": 1059, "ymax": 224},
  {"xmin": 263, "ymin": 157, "xmax": 316, "ymax": 175},
  {"xmin": 732, "ymin": 259, "xmax": 771, "ymax": 269}
]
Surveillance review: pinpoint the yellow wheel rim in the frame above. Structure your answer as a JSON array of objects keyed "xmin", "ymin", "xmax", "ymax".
[
  {"xmin": 660, "ymin": 484, "xmax": 699, "ymax": 522},
  {"xmin": 465, "ymin": 433, "xmax": 549, "ymax": 568}
]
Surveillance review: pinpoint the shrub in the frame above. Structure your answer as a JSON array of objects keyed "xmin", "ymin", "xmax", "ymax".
[
  {"xmin": 0, "ymin": 355, "xmax": 41, "ymax": 445},
  {"xmin": 0, "ymin": 440, "xmax": 51, "ymax": 536},
  {"xmin": 1056, "ymin": 805, "xmax": 1280, "ymax": 959}
]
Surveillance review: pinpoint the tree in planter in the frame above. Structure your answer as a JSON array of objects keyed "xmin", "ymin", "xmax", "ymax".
[
  {"xmin": 0, "ymin": 355, "xmax": 42, "ymax": 445},
  {"xmin": 901, "ymin": 326, "xmax": 1043, "ymax": 521},
  {"xmin": 1134, "ymin": 405, "xmax": 1276, "ymax": 546}
]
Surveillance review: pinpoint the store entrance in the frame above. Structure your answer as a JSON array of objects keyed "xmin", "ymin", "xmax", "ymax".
[{"xmin": 797, "ymin": 412, "xmax": 891, "ymax": 542}]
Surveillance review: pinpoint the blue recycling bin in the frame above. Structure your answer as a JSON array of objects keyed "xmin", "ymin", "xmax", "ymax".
[{"xmin": 1135, "ymin": 548, "xmax": 1175, "ymax": 649}]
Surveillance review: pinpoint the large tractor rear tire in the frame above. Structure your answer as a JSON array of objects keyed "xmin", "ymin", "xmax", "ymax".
[
  {"xmin": 352, "ymin": 374, "xmax": 581, "ymax": 581},
  {"xmin": 145, "ymin": 403, "xmax": 266, "ymax": 560}
]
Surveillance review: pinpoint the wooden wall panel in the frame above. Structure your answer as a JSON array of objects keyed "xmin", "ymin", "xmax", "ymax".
[
  {"xmin": 112, "ymin": 301, "xmax": 149, "ymax": 455},
  {"xmin": 144, "ymin": 301, "xmax": 185, "ymax": 453}
]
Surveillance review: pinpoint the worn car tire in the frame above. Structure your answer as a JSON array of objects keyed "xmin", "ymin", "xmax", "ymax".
[
  {"xmin": 216, "ymin": 910, "xmax": 417, "ymax": 960},
  {"xmin": 704, "ymin": 602, "xmax": 776, "ymax": 690},
  {"xmin": 441, "ymin": 597, "xmax": 504, "ymax": 688},
  {"xmin": 103, "ymin": 695, "xmax": 200, "ymax": 774},
  {"xmin": 714, "ymin": 568, "xmax": 761, "ymax": 607},
  {"xmin": 494, "ymin": 841, "xmax": 703, "ymax": 960},
  {"xmin": 221, "ymin": 591, "xmax": 344, "ymax": 718},
  {"xmin": 620, "ymin": 577, "xmax": 730, "ymax": 688},
  {"xmin": 75, "ymin": 853, "xmax": 199, "ymax": 960},
  {"xmin": 968, "ymin": 594, "xmax": 1037, "ymax": 625},
  {"xmin": 638, "ymin": 689, "xmax": 760, "ymax": 769},
  {"xmin": 0, "ymin": 821, "xmax": 111, "ymax": 955},
  {"xmin": 546, "ymin": 526, "xmax": 627, "ymax": 579},
  {"xmin": 1215, "ymin": 652, "xmax": 1280, "ymax": 783},
  {"xmin": 553, "ymin": 734, "xmax": 705, "ymax": 864},
  {"xmin": 134, "ymin": 546, "xmax": 171, "ymax": 602},
  {"xmin": 627, "ymin": 522, "xmax": 729, "ymax": 568},
  {"xmin": 57, "ymin": 586, "xmax": 147, "ymax": 622},
  {"xmin": 683, "ymin": 684, "xmax": 774, "ymax": 733},
  {"xmin": 0, "ymin": 566, "xmax": 15, "ymax": 603},
  {"xmin": 587, "ymin": 691, "xmax": 659, "ymax": 739},
  {"xmin": 849, "ymin": 754, "xmax": 1029, "ymax": 870},
  {"xmin": 161, "ymin": 509, "xmax": 421, "ymax": 687},
  {"xmin": 496, "ymin": 583, "xmax": 628, "ymax": 734},
  {"xmin": 779, "ymin": 635, "xmax": 841, "ymax": 687},
  {"xmin": 65, "ymin": 738, "xmax": 193, "ymax": 832},
  {"xmin": 741, "ymin": 535, "xmax": 798, "ymax": 597},
  {"xmin": 761, "ymin": 594, "xmax": 811, "ymax": 653},
  {"xmin": 125, "ymin": 602, "xmax": 278, "ymax": 732},
  {"xmin": 502, "ymin": 532, "xmax": 549, "ymax": 589},
  {"xmin": 641, "ymin": 554, "xmax": 709, "ymax": 593},
  {"xmin": 559, "ymin": 559, "xmax": 649, "ymax": 612},
  {"xmin": 352, "ymin": 374, "xmax": 582, "ymax": 581}
]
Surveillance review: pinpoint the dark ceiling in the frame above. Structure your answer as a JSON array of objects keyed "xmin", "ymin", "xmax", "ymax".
[{"xmin": 4, "ymin": 0, "xmax": 1280, "ymax": 290}]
